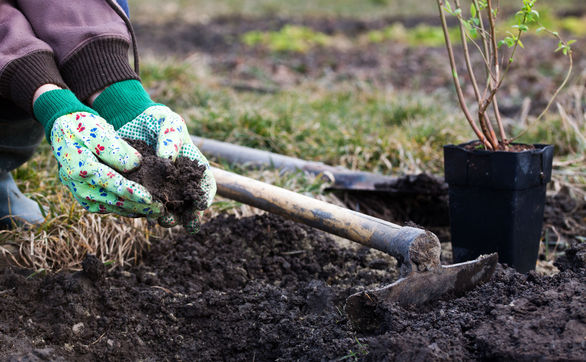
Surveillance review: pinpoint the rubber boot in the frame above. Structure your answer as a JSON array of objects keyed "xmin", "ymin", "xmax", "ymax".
[
  {"xmin": 0, "ymin": 98, "xmax": 45, "ymax": 228},
  {"xmin": 0, "ymin": 172, "xmax": 44, "ymax": 228}
]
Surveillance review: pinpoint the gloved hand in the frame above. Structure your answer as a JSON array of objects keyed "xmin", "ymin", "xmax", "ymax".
[
  {"xmin": 92, "ymin": 80, "xmax": 216, "ymax": 233},
  {"xmin": 34, "ymin": 89, "xmax": 161, "ymax": 217}
]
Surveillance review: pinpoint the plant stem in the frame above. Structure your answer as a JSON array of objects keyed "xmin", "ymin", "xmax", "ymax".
[
  {"xmin": 511, "ymin": 51, "xmax": 574, "ymax": 142},
  {"xmin": 455, "ymin": 0, "xmax": 481, "ymax": 104},
  {"xmin": 481, "ymin": 0, "xmax": 503, "ymax": 148},
  {"xmin": 483, "ymin": 0, "xmax": 507, "ymax": 144},
  {"xmin": 492, "ymin": 97, "xmax": 507, "ymax": 144},
  {"xmin": 456, "ymin": 0, "xmax": 501, "ymax": 146},
  {"xmin": 437, "ymin": 0, "xmax": 492, "ymax": 149},
  {"xmin": 473, "ymin": 0, "xmax": 492, "ymax": 88},
  {"xmin": 480, "ymin": 3, "xmax": 527, "ymax": 116}
]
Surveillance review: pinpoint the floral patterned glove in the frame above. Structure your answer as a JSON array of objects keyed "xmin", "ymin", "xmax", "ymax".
[
  {"xmin": 34, "ymin": 89, "xmax": 161, "ymax": 217},
  {"xmin": 92, "ymin": 80, "xmax": 216, "ymax": 233}
]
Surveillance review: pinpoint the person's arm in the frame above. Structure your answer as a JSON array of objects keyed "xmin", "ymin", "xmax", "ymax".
[
  {"xmin": 0, "ymin": 1, "xmax": 68, "ymax": 114},
  {"xmin": 16, "ymin": 0, "xmax": 139, "ymax": 103}
]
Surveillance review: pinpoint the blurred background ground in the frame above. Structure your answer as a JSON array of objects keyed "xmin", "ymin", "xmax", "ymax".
[{"xmin": 1, "ymin": 0, "xmax": 584, "ymax": 272}]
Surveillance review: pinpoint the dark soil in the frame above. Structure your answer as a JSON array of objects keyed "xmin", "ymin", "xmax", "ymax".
[
  {"xmin": 1, "ymin": 213, "xmax": 584, "ymax": 360},
  {"xmin": 124, "ymin": 139, "xmax": 206, "ymax": 224},
  {"xmin": 462, "ymin": 140, "xmax": 536, "ymax": 152}
]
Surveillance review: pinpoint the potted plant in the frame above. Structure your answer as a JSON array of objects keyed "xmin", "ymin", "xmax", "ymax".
[{"xmin": 436, "ymin": 0, "xmax": 574, "ymax": 272}]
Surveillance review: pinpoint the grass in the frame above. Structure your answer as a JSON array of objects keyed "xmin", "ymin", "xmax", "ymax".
[
  {"xmin": 242, "ymin": 25, "xmax": 332, "ymax": 53},
  {"xmin": 339, "ymin": 337, "xmax": 369, "ymax": 361},
  {"xmin": 237, "ymin": 13, "xmax": 586, "ymax": 54}
]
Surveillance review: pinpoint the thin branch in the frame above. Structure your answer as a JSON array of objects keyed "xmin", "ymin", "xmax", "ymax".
[
  {"xmin": 510, "ymin": 50, "xmax": 574, "ymax": 142},
  {"xmin": 492, "ymin": 98, "xmax": 507, "ymax": 142},
  {"xmin": 473, "ymin": 0, "xmax": 493, "ymax": 90},
  {"xmin": 486, "ymin": 0, "xmax": 500, "ymax": 84},
  {"xmin": 455, "ymin": 0, "xmax": 500, "ymax": 148},
  {"xmin": 477, "ymin": 0, "xmax": 503, "ymax": 147},
  {"xmin": 480, "ymin": 8, "xmax": 527, "ymax": 115},
  {"xmin": 437, "ymin": 0, "xmax": 492, "ymax": 149},
  {"xmin": 533, "ymin": 47, "xmax": 574, "ymax": 123},
  {"xmin": 455, "ymin": 0, "xmax": 482, "ymax": 103},
  {"xmin": 464, "ymin": 30, "xmax": 493, "ymax": 80},
  {"xmin": 473, "ymin": 0, "xmax": 505, "ymax": 142}
]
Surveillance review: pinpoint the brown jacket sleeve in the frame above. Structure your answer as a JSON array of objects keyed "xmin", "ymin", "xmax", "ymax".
[
  {"xmin": 0, "ymin": 0, "xmax": 139, "ymax": 114},
  {"xmin": 17, "ymin": 0, "xmax": 139, "ymax": 101},
  {"xmin": 0, "ymin": 0, "xmax": 67, "ymax": 113}
]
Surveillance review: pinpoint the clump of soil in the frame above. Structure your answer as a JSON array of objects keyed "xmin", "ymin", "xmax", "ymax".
[
  {"xmin": 0, "ymin": 213, "xmax": 584, "ymax": 360},
  {"xmin": 124, "ymin": 139, "xmax": 206, "ymax": 224}
]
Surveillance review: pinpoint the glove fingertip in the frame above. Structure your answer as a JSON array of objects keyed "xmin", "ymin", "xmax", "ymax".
[
  {"xmin": 185, "ymin": 210, "xmax": 203, "ymax": 234},
  {"xmin": 156, "ymin": 146, "xmax": 179, "ymax": 162},
  {"xmin": 158, "ymin": 213, "xmax": 178, "ymax": 228}
]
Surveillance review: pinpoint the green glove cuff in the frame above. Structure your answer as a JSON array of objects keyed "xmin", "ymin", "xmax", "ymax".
[
  {"xmin": 92, "ymin": 79, "xmax": 161, "ymax": 131},
  {"xmin": 33, "ymin": 89, "xmax": 97, "ymax": 141}
]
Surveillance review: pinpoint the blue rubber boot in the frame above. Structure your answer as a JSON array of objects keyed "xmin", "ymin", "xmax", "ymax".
[
  {"xmin": 1, "ymin": 97, "xmax": 45, "ymax": 229},
  {"xmin": 0, "ymin": 172, "xmax": 44, "ymax": 228}
]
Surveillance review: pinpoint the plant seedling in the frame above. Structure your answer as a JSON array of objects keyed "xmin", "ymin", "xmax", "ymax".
[{"xmin": 436, "ymin": 0, "xmax": 575, "ymax": 150}]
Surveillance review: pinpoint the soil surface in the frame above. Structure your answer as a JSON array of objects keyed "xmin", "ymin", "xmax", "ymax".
[
  {"xmin": 1, "ymin": 213, "xmax": 584, "ymax": 360},
  {"xmin": 462, "ymin": 141, "xmax": 536, "ymax": 152},
  {"xmin": 124, "ymin": 140, "xmax": 206, "ymax": 224}
]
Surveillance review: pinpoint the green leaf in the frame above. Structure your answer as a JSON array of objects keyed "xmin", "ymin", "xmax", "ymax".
[
  {"xmin": 567, "ymin": 40, "xmax": 576, "ymax": 45},
  {"xmin": 470, "ymin": 3, "xmax": 477, "ymax": 17},
  {"xmin": 444, "ymin": 1, "xmax": 453, "ymax": 14},
  {"xmin": 536, "ymin": 26, "xmax": 545, "ymax": 33},
  {"xmin": 531, "ymin": 10, "xmax": 539, "ymax": 19}
]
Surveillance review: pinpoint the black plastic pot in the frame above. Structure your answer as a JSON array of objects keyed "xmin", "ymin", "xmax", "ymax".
[{"xmin": 443, "ymin": 142, "xmax": 554, "ymax": 273}]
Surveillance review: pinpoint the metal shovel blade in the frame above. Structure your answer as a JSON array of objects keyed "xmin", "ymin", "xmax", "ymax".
[{"xmin": 345, "ymin": 253, "xmax": 498, "ymax": 332}]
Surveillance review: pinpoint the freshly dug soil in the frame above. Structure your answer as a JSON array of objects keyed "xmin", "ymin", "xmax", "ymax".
[
  {"xmin": 124, "ymin": 139, "xmax": 206, "ymax": 224},
  {"xmin": 1, "ymin": 213, "xmax": 584, "ymax": 360}
]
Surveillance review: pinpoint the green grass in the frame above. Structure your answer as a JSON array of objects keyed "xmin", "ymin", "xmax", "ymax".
[
  {"xmin": 140, "ymin": 59, "xmax": 584, "ymax": 175},
  {"xmin": 242, "ymin": 25, "xmax": 332, "ymax": 53}
]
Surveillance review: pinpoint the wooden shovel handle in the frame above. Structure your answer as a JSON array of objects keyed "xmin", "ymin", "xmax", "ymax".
[{"xmin": 211, "ymin": 167, "xmax": 441, "ymax": 274}]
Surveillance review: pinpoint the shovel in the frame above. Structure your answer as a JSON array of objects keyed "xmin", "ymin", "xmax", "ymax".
[
  {"xmin": 211, "ymin": 167, "xmax": 498, "ymax": 329},
  {"xmin": 192, "ymin": 136, "xmax": 447, "ymax": 193}
]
